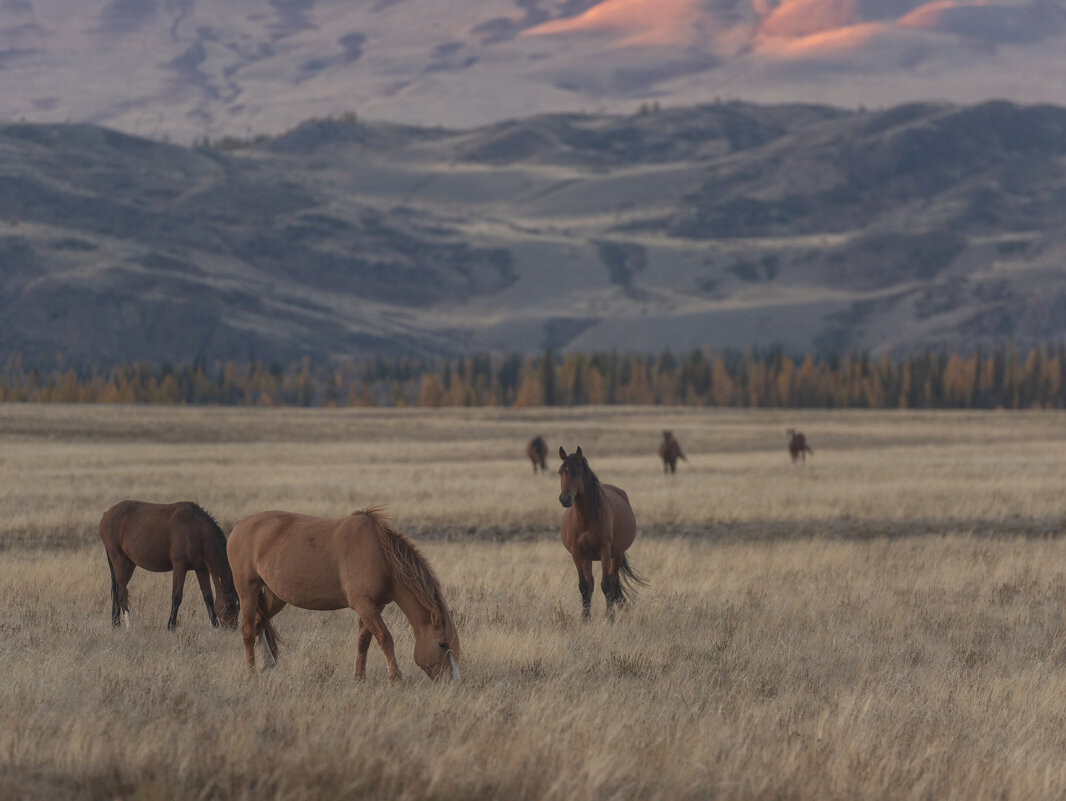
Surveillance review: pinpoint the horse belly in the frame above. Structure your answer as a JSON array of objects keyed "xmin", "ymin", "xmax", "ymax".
[
  {"xmin": 118, "ymin": 536, "xmax": 173, "ymax": 572},
  {"xmin": 255, "ymin": 543, "xmax": 352, "ymax": 610}
]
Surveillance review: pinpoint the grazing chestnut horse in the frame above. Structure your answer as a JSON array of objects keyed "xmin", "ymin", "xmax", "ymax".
[
  {"xmin": 658, "ymin": 430, "xmax": 687, "ymax": 474},
  {"xmin": 558, "ymin": 446, "xmax": 644, "ymax": 620},
  {"xmin": 99, "ymin": 500, "xmax": 240, "ymax": 631},
  {"xmin": 227, "ymin": 507, "xmax": 460, "ymax": 681},
  {"xmin": 787, "ymin": 429, "xmax": 814, "ymax": 463},
  {"xmin": 527, "ymin": 435, "xmax": 549, "ymax": 473}
]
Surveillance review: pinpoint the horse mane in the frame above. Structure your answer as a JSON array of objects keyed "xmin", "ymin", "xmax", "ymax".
[
  {"xmin": 579, "ymin": 458, "xmax": 603, "ymax": 523},
  {"xmin": 358, "ymin": 507, "xmax": 451, "ymax": 627},
  {"xmin": 192, "ymin": 502, "xmax": 233, "ymax": 584}
]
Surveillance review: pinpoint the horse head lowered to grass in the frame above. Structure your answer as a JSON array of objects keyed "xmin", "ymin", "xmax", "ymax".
[{"xmin": 226, "ymin": 507, "xmax": 460, "ymax": 681}]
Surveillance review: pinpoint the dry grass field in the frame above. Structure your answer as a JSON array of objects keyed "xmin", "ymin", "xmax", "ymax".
[{"xmin": 2, "ymin": 404, "xmax": 1066, "ymax": 800}]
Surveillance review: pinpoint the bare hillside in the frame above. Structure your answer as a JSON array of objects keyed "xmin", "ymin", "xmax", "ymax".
[{"xmin": 2, "ymin": 101, "xmax": 1066, "ymax": 363}]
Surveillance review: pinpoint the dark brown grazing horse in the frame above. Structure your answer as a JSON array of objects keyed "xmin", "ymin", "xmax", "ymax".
[
  {"xmin": 658, "ymin": 430, "xmax": 687, "ymax": 474},
  {"xmin": 226, "ymin": 507, "xmax": 460, "ymax": 681},
  {"xmin": 527, "ymin": 435, "xmax": 549, "ymax": 473},
  {"xmin": 558, "ymin": 446, "xmax": 644, "ymax": 620},
  {"xmin": 787, "ymin": 429, "xmax": 814, "ymax": 463},
  {"xmin": 99, "ymin": 500, "xmax": 240, "ymax": 630}
]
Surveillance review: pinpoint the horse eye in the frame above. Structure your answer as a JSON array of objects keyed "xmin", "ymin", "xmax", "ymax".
[{"xmin": 439, "ymin": 642, "xmax": 448, "ymax": 649}]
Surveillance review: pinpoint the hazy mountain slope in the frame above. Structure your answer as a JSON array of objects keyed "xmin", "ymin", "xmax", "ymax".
[
  {"xmin": 3, "ymin": 0, "xmax": 1066, "ymax": 142},
  {"xmin": 2, "ymin": 100, "xmax": 1066, "ymax": 364}
]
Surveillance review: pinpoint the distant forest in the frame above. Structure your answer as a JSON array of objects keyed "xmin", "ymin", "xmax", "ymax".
[{"xmin": 2, "ymin": 344, "xmax": 1066, "ymax": 409}]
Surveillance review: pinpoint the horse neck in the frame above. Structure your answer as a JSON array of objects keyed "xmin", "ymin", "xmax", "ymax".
[
  {"xmin": 389, "ymin": 578, "xmax": 437, "ymax": 634},
  {"xmin": 202, "ymin": 535, "xmax": 234, "ymax": 594},
  {"xmin": 575, "ymin": 480, "xmax": 603, "ymax": 528}
]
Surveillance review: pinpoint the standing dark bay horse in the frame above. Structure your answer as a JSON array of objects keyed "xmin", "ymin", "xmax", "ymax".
[
  {"xmin": 658, "ymin": 430, "xmax": 687, "ymax": 474},
  {"xmin": 558, "ymin": 446, "xmax": 644, "ymax": 620},
  {"xmin": 226, "ymin": 507, "xmax": 460, "ymax": 681},
  {"xmin": 99, "ymin": 500, "xmax": 240, "ymax": 630},
  {"xmin": 787, "ymin": 429, "xmax": 814, "ymax": 463},
  {"xmin": 527, "ymin": 435, "xmax": 549, "ymax": 473}
]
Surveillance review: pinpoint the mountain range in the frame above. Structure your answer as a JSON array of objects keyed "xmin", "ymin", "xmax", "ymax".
[{"xmin": 2, "ymin": 99, "xmax": 1065, "ymax": 364}]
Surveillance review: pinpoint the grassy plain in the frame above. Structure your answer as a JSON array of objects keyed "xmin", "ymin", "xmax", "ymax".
[{"xmin": 2, "ymin": 404, "xmax": 1066, "ymax": 800}]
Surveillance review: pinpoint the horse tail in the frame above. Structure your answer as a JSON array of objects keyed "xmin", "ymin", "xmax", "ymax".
[
  {"xmin": 806, "ymin": 444, "xmax": 814, "ymax": 454},
  {"xmin": 679, "ymin": 447, "xmax": 688, "ymax": 461},
  {"xmin": 106, "ymin": 553, "xmax": 119, "ymax": 606},
  {"xmin": 256, "ymin": 589, "xmax": 284, "ymax": 652},
  {"xmin": 617, "ymin": 555, "xmax": 648, "ymax": 604}
]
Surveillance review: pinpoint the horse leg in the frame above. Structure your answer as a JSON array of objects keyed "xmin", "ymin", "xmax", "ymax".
[
  {"xmin": 352, "ymin": 599, "xmax": 401, "ymax": 680},
  {"xmin": 168, "ymin": 564, "xmax": 189, "ymax": 631},
  {"xmin": 240, "ymin": 608, "xmax": 257, "ymax": 672},
  {"xmin": 572, "ymin": 554, "xmax": 593, "ymax": 621},
  {"xmin": 354, "ymin": 619, "xmax": 373, "ymax": 679},
  {"xmin": 600, "ymin": 553, "xmax": 620, "ymax": 622},
  {"xmin": 236, "ymin": 580, "xmax": 261, "ymax": 672},
  {"xmin": 194, "ymin": 567, "xmax": 219, "ymax": 628},
  {"xmin": 112, "ymin": 554, "xmax": 136, "ymax": 630},
  {"xmin": 258, "ymin": 587, "xmax": 285, "ymax": 667}
]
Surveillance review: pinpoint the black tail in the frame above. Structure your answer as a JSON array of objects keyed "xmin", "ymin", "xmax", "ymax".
[
  {"xmin": 106, "ymin": 553, "xmax": 119, "ymax": 624},
  {"xmin": 106, "ymin": 554, "xmax": 118, "ymax": 598},
  {"xmin": 257, "ymin": 589, "xmax": 284, "ymax": 653},
  {"xmin": 617, "ymin": 555, "xmax": 648, "ymax": 604}
]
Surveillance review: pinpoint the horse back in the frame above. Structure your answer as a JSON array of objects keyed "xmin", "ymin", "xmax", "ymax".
[
  {"xmin": 100, "ymin": 500, "xmax": 217, "ymax": 572},
  {"xmin": 227, "ymin": 511, "xmax": 390, "ymax": 611}
]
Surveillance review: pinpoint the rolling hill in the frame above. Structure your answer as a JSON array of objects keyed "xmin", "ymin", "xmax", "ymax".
[{"xmin": 2, "ymin": 100, "xmax": 1066, "ymax": 363}]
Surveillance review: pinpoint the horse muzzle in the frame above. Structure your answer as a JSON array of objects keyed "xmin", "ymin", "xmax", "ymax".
[{"xmin": 559, "ymin": 494, "xmax": 573, "ymax": 508}]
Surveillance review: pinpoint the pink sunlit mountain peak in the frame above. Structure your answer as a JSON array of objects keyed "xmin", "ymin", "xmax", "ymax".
[{"xmin": 1, "ymin": 0, "xmax": 1065, "ymax": 140}]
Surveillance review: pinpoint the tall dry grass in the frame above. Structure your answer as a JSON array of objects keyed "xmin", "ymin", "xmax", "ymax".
[
  {"xmin": 2, "ymin": 405, "xmax": 1066, "ymax": 799},
  {"xmin": 1, "ymin": 405, "xmax": 1064, "ymax": 547}
]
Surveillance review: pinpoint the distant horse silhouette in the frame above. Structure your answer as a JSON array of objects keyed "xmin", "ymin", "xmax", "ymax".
[
  {"xmin": 658, "ymin": 430, "xmax": 687, "ymax": 474},
  {"xmin": 226, "ymin": 507, "xmax": 460, "ymax": 681},
  {"xmin": 99, "ymin": 500, "xmax": 240, "ymax": 631},
  {"xmin": 787, "ymin": 429, "xmax": 813, "ymax": 463},
  {"xmin": 527, "ymin": 435, "xmax": 549, "ymax": 473},
  {"xmin": 558, "ymin": 446, "xmax": 644, "ymax": 620}
]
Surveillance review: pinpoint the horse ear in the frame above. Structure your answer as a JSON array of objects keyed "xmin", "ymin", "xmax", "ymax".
[
  {"xmin": 576, "ymin": 446, "xmax": 583, "ymax": 458},
  {"xmin": 559, "ymin": 446, "xmax": 567, "ymax": 460}
]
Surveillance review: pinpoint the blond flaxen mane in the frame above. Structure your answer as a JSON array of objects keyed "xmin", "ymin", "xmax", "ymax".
[{"xmin": 356, "ymin": 507, "xmax": 450, "ymax": 627}]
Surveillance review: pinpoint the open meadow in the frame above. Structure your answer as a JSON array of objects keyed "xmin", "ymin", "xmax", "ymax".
[{"xmin": 2, "ymin": 404, "xmax": 1066, "ymax": 800}]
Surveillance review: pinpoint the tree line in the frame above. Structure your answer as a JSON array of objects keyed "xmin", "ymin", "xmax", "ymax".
[{"xmin": 1, "ymin": 343, "xmax": 1065, "ymax": 409}]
